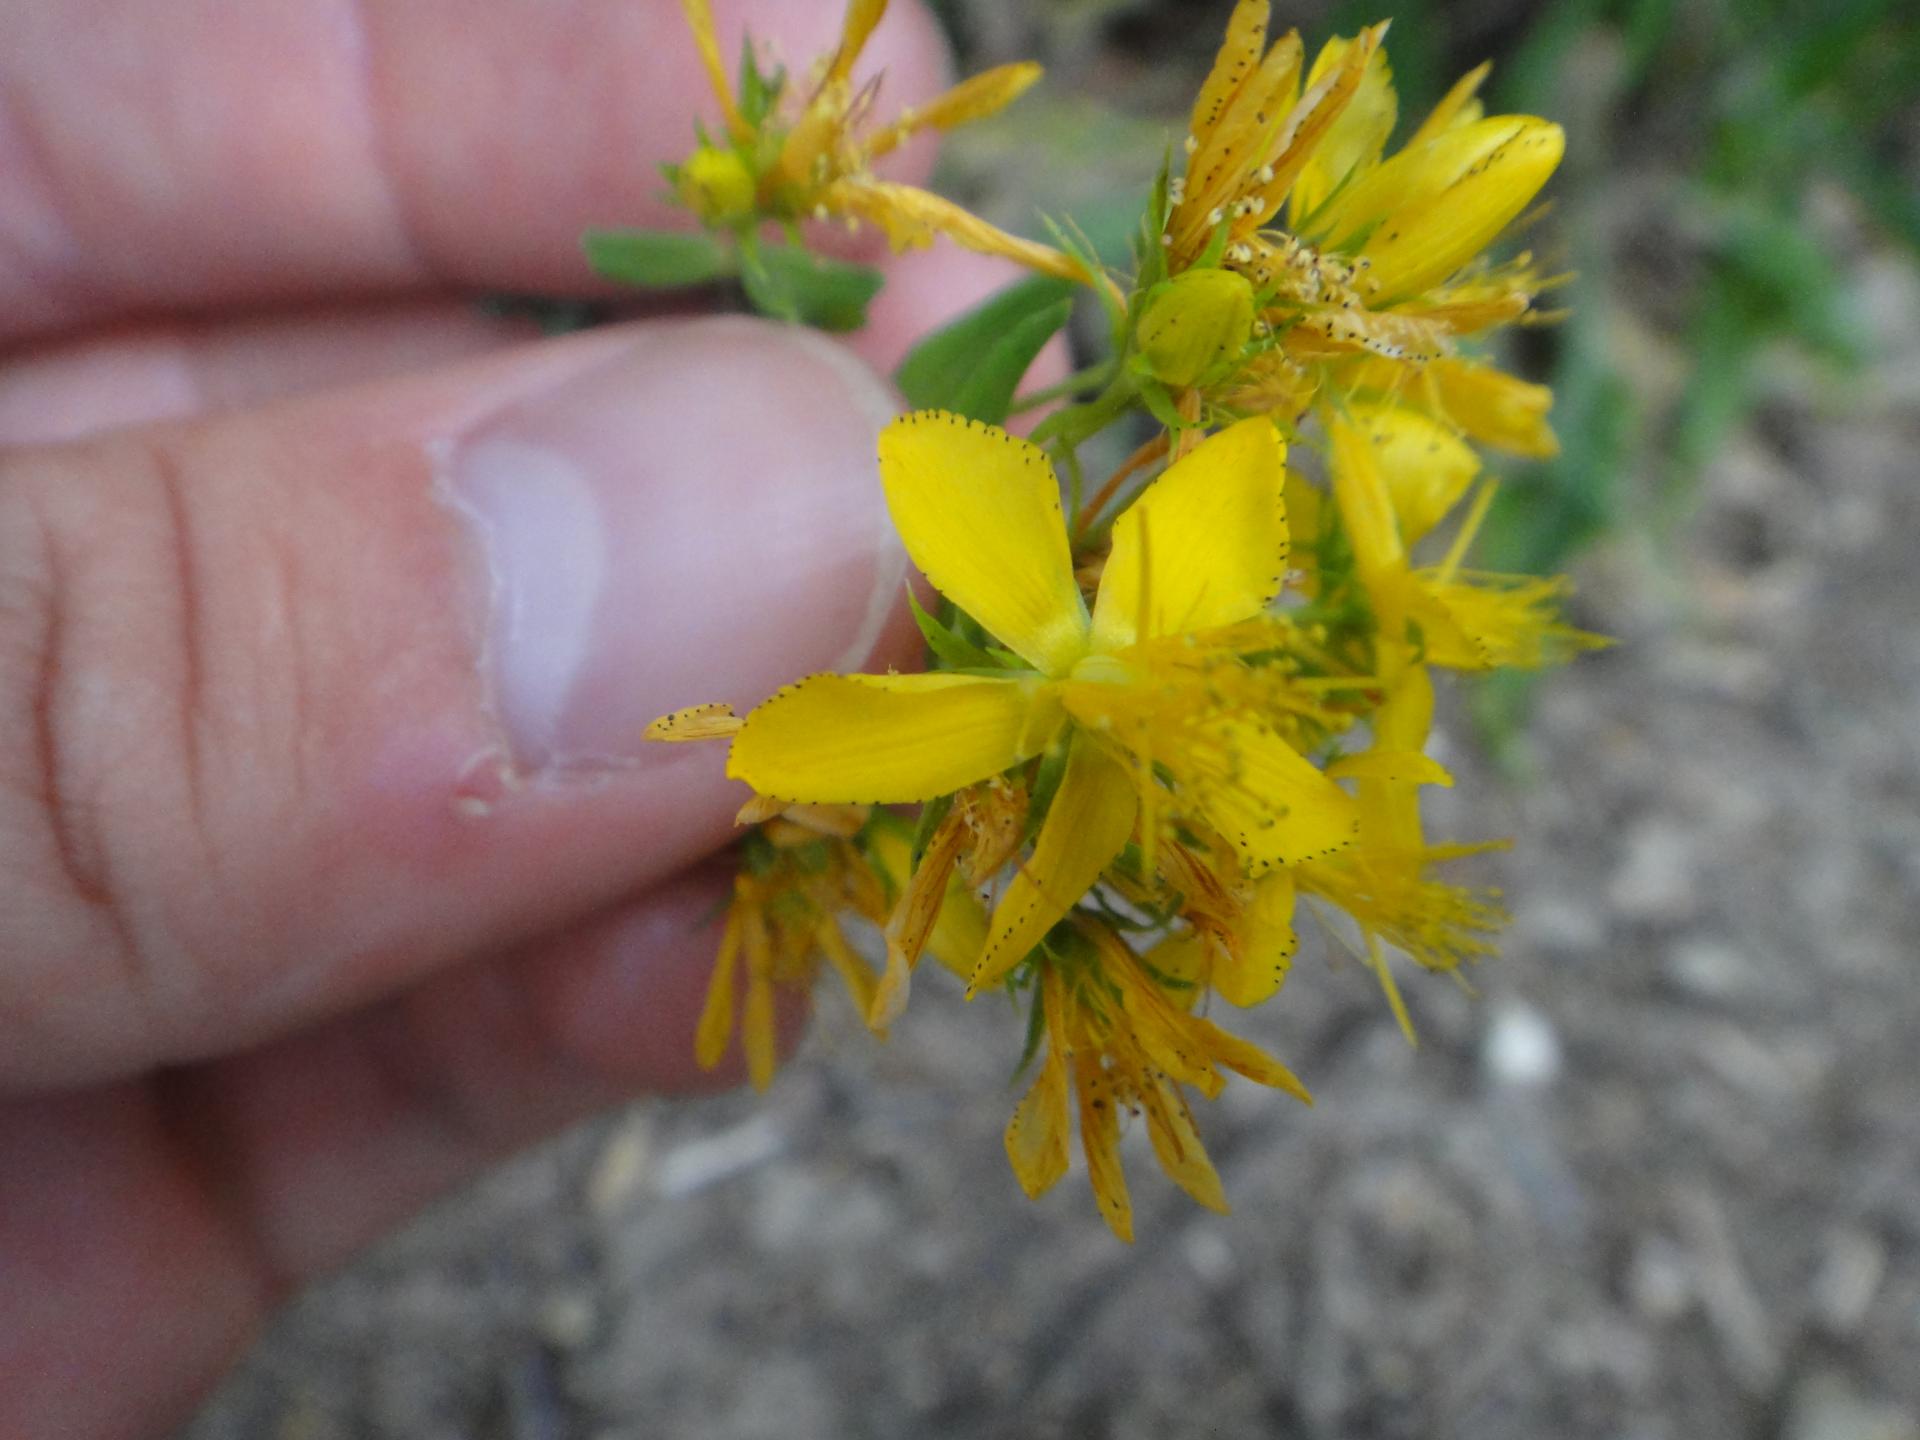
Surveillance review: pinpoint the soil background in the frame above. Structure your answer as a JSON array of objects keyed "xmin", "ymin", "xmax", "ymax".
[{"xmin": 183, "ymin": 3, "xmax": 1920, "ymax": 1437}]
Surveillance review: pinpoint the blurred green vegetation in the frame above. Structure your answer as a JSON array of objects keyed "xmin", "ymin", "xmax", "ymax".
[{"xmin": 1484, "ymin": 0, "xmax": 1918, "ymax": 577}]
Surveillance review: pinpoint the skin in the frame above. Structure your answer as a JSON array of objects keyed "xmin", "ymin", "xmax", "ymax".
[{"xmin": 0, "ymin": 2, "xmax": 1064, "ymax": 1434}]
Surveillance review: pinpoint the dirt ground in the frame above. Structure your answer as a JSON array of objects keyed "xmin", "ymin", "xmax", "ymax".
[{"xmin": 180, "ymin": 8, "xmax": 1920, "ymax": 1440}]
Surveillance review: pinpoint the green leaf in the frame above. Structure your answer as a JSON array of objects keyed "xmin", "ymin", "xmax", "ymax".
[
  {"xmin": 895, "ymin": 276, "xmax": 1078, "ymax": 418},
  {"xmin": 582, "ymin": 229, "xmax": 736, "ymax": 288},
  {"xmin": 740, "ymin": 244, "xmax": 885, "ymax": 331},
  {"xmin": 948, "ymin": 301, "xmax": 1074, "ymax": 424}
]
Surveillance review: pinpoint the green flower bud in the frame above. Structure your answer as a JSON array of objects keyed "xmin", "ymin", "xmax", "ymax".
[
  {"xmin": 1137, "ymin": 268, "xmax": 1257, "ymax": 388},
  {"xmin": 677, "ymin": 145, "xmax": 758, "ymax": 226}
]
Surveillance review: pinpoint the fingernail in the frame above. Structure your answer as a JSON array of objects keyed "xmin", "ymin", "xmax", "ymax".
[{"xmin": 443, "ymin": 318, "xmax": 904, "ymax": 770}]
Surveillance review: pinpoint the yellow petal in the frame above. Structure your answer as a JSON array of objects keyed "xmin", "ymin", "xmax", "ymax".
[
  {"xmin": 1142, "ymin": 928, "xmax": 1211, "ymax": 1006},
  {"xmin": 1352, "ymin": 666, "xmax": 1435, "ymax": 850},
  {"xmin": 1284, "ymin": 468, "xmax": 1327, "ymax": 587},
  {"xmin": 1177, "ymin": 26, "xmax": 1305, "ymax": 241},
  {"xmin": 872, "ymin": 804, "xmax": 968, "ymax": 1028},
  {"xmin": 1214, "ymin": 867, "xmax": 1297, "ymax": 1007},
  {"xmin": 1246, "ymin": 22, "xmax": 1382, "ymax": 225},
  {"xmin": 1074, "ymin": 1053, "xmax": 1134, "ymax": 1242},
  {"xmin": 1327, "ymin": 409, "xmax": 1407, "ymax": 580},
  {"xmin": 1348, "ymin": 404, "xmax": 1481, "ymax": 547},
  {"xmin": 815, "ymin": 920, "xmax": 880, "ymax": 1032},
  {"xmin": 729, "ymin": 672, "xmax": 1056, "ymax": 805},
  {"xmin": 1375, "ymin": 663, "xmax": 1435, "ymax": 749},
  {"xmin": 867, "ymin": 826, "xmax": 990, "ymax": 981},
  {"xmin": 826, "ymin": 0, "xmax": 889, "ymax": 87},
  {"xmin": 1287, "ymin": 304, "xmax": 1450, "ymax": 365},
  {"xmin": 1192, "ymin": 1015, "xmax": 1313, "ymax": 1104},
  {"xmin": 1093, "ymin": 931, "xmax": 1223, "ymax": 1094},
  {"xmin": 1142, "ymin": 1075, "xmax": 1229, "ymax": 1213},
  {"xmin": 970, "ymin": 737, "xmax": 1137, "ymax": 994},
  {"xmin": 1404, "ymin": 61, "xmax": 1491, "ymax": 150},
  {"xmin": 1429, "ymin": 358, "xmax": 1559, "ymax": 457},
  {"xmin": 645, "ymin": 702, "xmax": 742, "ymax": 742},
  {"xmin": 1328, "ymin": 750, "xmax": 1452, "ymax": 787},
  {"xmin": 678, "ymin": 0, "xmax": 750, "ymax": 143},
  {"xmin": 1412, "ymin": 574, "xmax": 1611, "ymax": 671},
  {"xmin": 1289, "ymin": 32, "xmax": 1397, "ymax": 221},
  {"xmin": 743, "ymin": 968, "xmax": 777, "ymax": 1092},
  {"xmin": 741, "ymin": 906, "xmax": 777, "ymax": 1092},
  {"xmin": 1187, "ymin": 0, "xmax": 1271, "ymax": 144},
  {"xmin": 869, "ymin": 63, "xmax": 1043, "ymax": 159},
  {"xmin": 1190, "ymin": 718, "xmax": 1360, "ymax": 873},
  {"xmin": 692, "ymin": 906, "xmax": 743, "ymax": 1070},
  {"xmin": 824, "ymin": 180, "xmax": 1092, "ymax": 284},
  {"xmin": 1091, "ymin": 416, "xmax": 1288, "ymax": 650},
  {"xmin": 1356, "ymin": 119, "xmax": 1565, "ymax": 301},
  {"xmin": 879, "ymin": 411, "xmax": 1090, "ymax": 674},
  {"xmin": 1005, "ymin": 1044, "xmax": 1071, "ymax": 1198},
  {"xmin": 927, "ymin": 875, "xmax": 990, "ymax": 979}
]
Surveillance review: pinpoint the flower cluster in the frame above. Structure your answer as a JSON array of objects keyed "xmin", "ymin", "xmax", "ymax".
[
  {"xmin": 642, "ymin": 0, "xmax": 1603, "ymax": 1238},
  {"xmin": 669, "ymin": 0, "xmax": 1086, "ymax": 282}
]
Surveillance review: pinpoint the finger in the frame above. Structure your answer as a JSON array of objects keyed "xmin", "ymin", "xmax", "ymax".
[
  {"xmin": 0, "ymin": 241, "xmax": 1063, "ymax": 449},
  {"xmin": 0, "ymin": 0, "xmax": 950, "ymax": 343},
  {"xmin": 0, "ymin": 298, "xmax": 541, "ymax": 447},
  {"xmin": 0, "ymin": 864, "xmax": 795, "ymax": 1440},
  {"xmin": 170, "ymin": 862, "xmax": 802, "ymax": 1284},
  {"xmin": 0, "ymin": 315, "xmax": 918, "ymax": 1091}
]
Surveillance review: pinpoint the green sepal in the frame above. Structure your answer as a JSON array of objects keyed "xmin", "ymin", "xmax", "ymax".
[
  {"xmin": 1135, "ymin": 146, "xmax": 1175, "ymax": 292},
  {"xmin": 740, "ymin": 243, "xmax": 885, "ymax": 331},
  {"xmin": 582, "ymin": 228, "xmax": 737, "ymax": 288},
  {"xmin": 1024, "ymin": 740, "xmax": 1071, "ymax": 845},
  {"xmin": 736, "ymin": 35, "xmax": 786, "ymax": 128},
  {"xmin": 908, "ymin": 589, "xmax": 1004, "ymax": 671},
  {"xmin": 738, "ymin": 826, "xmax": 781, "ymax": 876},
  {"xmin": 909, "ymin": 792, "xmax": 956, "ymax": 867},
  {"xmin": 1009, "ymin": 960, "xmax": 1049, "ymax": 1081},
  {"xmin": 1136, "ymin": 374, "xmax": 1189, "ymax": 431},
  {"xmin": 894, "ymin": 276, "xmax": 1077, "ymax": 421}
]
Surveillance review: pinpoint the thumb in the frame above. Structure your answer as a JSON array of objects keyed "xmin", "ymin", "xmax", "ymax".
[{"xmin": 0, "ymin": 316, "xmax": 909, "ymax": 1090}]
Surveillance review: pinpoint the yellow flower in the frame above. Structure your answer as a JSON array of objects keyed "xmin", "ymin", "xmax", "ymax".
[
  {"xmin": 691, "ymin": 809, "xmax": 888, "ymax": 1092},
  {"xmin": 1156, "ymin": 832, "xmax": 1300, "ymax": 1008},
  {"xmin": 674, "ymin": 802, "xmax": 988, "ymax": 1090},
  {"xmin": 1004, "ymin": 918, "xmax": 1311, "ymax": 1241},
  {"xmin": 719, "ymin": 411, "xmax": 1360, "ymax": 1005},
  {"xmin": 1324, "ymin": 403, "xmax": 1607, "ymax": 674},
  {"xmin": 1160, "ymin": 2, "xmax": 1563, "ymax": 452},
  {"xmin": 676, "ymin": 0, "xmax": 1087, "ymax": 282},
  {"xmin": 1302, "ymin": 740, "xmax": 1509, "ymax": 1043}
]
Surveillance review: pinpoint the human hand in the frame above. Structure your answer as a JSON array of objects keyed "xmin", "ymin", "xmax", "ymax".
[{"xmin": 0, "ymin": 4, "xmax": 1044, "ymax": 1434}]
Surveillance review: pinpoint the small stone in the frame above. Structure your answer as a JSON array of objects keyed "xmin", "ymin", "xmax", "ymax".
[
  {"xmin": 1782, "ymin": 1371, "xmax": 1920, "ymax": 1440},
  {"xmin": 1811, "ymin": 1227, "xmax": 1888, "ymax": 1335},
  {"xmin": 585, "ymin": 1116, "xmax": 653, "ymax": 1217},
  {"xmin": 1626, "ymin": 1234, "xmax": 1694, "ymax": 1322},
  {"xmin": 1182, "ymin": 1224, "xmax": 1236, "ymax": 1287},
  {"xmin": 1607, "ymin": 818, "xmax": 1701, "ymax": 925},
  {"xmin": 537, "ymin": 1289, "xmax": 598, "ymax": 1351},
  {"xmin": 1481, "ymin": 998, "xmax": 1563, "ymax": 1087},
  {"xmin": 652, "ymin": 1113, "xmax": 786, "ymax": 1198},
  {"xmin": 1664, "ymin": 938, "xmax": 1750, "ymax": 1000},
  {"xmin": 1514, "ymin": 890, "xmax": 1606, "ymax": 952}
]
